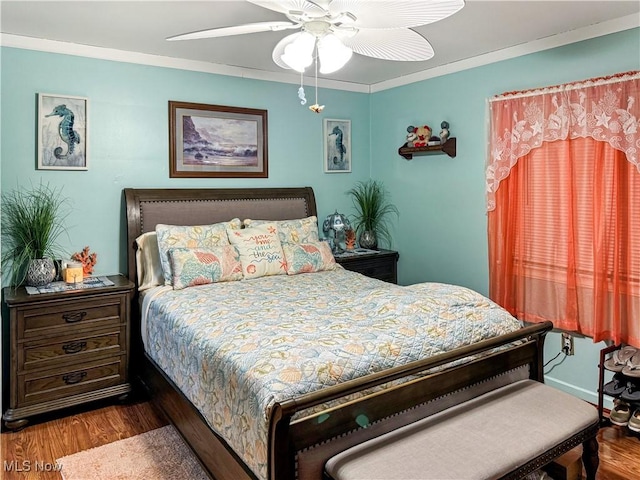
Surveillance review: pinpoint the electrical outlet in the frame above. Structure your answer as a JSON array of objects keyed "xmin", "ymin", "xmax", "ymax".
[{"xmin": 561, "ymin": 332, "xmax": 574, "ymax": 356}]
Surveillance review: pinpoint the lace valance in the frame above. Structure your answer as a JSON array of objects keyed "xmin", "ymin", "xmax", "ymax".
[{"xmin": 486, "ymin": 71, "xmax": 640, "ymax": 211}]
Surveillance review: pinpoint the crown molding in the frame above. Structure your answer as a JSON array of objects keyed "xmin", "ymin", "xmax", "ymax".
[
  {"xmin": 1, "ymin": 12, "xmax": 637, "ymax": 95},
  {"xmin": 0, "ymin": 33, "xmax": 371, "ymax": 94},
  {"xmin": 370, "ymin": 14, "xmax": 639, "ymax": 93}
]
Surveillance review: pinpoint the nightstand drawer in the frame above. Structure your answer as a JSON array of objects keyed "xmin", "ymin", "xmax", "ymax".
[
  {"xmin": 19, "ymin": 357, "xmax": 125, "ymax": 406},
  {"xmin": 19, "ymin": 296, "xmax": 124, "ymax": 339},
  {"xmin": 20, "ymin": 326, "xmax": 126, "ymax": 372}
]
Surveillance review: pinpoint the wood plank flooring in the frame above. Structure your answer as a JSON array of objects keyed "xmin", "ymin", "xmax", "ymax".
[{"xmin": 2, "ymin": 399, "xmax": 640, "ymax": 479}]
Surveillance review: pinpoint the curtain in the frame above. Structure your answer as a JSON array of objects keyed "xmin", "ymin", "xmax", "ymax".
[{"xmin": 487, "ymin": 71, "xmax": 640, "ymax": 346}]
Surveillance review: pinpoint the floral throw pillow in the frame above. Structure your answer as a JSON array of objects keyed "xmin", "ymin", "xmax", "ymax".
[
  {"xmin": 243, "ymin": 216, "xmax": 319, "ymax": 244},
  {"xmin": 169, "ymin": 246, "xmax": 243, "ymax": 290},
  {"xmin": 156, "ymin": 219, "xmax": 241, "ymax": 285},
  {"xmin": 282, "ymin": 241, "xmax": 337, "ymax": 275},
  {"xmin": 227, "ymin": 223, "xmax": 286, "ymax": 279}
]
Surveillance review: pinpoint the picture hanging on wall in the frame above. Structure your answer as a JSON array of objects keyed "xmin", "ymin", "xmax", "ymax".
[
  {"xmin": 38, "ymin": 93, "xmax": 88, "ymax": 170},
  {"xmin": 169, "ymin": 101, "xmax": 268, "ymax": 178},
  {"xmin": 323, "ymin": 118, "xmax": 351, "ymax": 173}
]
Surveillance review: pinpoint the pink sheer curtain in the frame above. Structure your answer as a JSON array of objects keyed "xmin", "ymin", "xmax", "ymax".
[{"xmin": 487, "ymin": 71, "xmax": 640, "ymax": 346}]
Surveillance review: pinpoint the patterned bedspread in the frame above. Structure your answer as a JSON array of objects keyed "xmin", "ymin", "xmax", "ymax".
[{"xmin": 144, "ymin": 268, "xmax": 522, "ymax": 480}]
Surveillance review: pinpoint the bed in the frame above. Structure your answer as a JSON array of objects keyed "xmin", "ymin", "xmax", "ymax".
[{"xmin": 123, "ymin": 186, "xmax": 552, "ymax": 480}]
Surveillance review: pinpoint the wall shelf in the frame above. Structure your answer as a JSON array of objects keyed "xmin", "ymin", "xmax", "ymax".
[{"xmin": 398, "ymin": 137, "xmax": 456, "ymax": 159}]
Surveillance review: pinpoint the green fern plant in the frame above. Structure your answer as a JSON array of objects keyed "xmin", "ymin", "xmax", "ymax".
[
  {"xmin": 1, "ymin": 182, "xmax": 70, "ymax": 286},
  {"xmin": 346, "ymin": 180, "xmax": 399, "ymax": 247}
]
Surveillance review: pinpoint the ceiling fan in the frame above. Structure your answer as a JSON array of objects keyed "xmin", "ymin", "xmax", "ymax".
[{"xmin": 167, "ymin": 0, "xmax": 466, "ymax": 75}]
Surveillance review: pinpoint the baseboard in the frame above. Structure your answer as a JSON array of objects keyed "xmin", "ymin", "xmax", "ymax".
[{"xmin": 544, "ymin": 375, "xmax": 613, "ymax": 411}]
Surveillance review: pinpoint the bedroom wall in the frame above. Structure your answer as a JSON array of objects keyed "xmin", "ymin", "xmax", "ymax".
[
  {"xmin": 369, "ymin": 27, "xmax": 640, "ymax": 407},
  {"xmin": 0, "ymin": 47, "xmax": 371, "ymax": 280}
]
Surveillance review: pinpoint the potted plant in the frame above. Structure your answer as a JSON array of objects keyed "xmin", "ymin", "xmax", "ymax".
[
  {"xmin": 1, "ymin": 182, "xmax": 71, "ymax": 287},
  {"xmin": 346, "ymin": 180, "xmax": 399, "ymax": 250}
]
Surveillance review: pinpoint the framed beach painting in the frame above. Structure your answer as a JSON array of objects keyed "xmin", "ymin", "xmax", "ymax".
[
  {"xmin": 323, "ymin": 118, "xmax": 351, "ymax": 173},
  {"xmin": 38, "ymin": 93, "xmax": 88, "ymax": 170},
  {"xmin": 169, "ymin": 101, "xmax": 268, "ymax": 178}
]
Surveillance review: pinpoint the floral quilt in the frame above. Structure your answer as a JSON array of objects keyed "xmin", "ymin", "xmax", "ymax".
[{"xmin": 144, "ymin": 268, "xmax": 522, "ymax": 480}]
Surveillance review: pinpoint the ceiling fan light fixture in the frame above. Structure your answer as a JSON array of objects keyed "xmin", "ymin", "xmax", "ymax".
[
  {"xmin": 281, "ymin": 31, "xmax": 315, "ymax": 72},
  {"xmin": 318, "ymin": 33, "xmax": 353, "ymax": 74}
]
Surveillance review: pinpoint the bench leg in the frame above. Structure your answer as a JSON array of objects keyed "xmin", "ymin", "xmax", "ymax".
[{"xmin": 582, "ymin": 436, "xmax": 599, "ymax": 480}]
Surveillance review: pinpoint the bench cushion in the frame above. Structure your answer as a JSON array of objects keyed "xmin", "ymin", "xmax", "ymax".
[{"xmin": 325, "ymin": 380, "xmax": 599, "ymax": 480}]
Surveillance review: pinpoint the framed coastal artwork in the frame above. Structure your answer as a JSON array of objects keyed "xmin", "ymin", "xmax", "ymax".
[
  {"xmin": 169, "ymin": 101, "xmax": 268, "ymax": 178},
  {"xmin": 323, "ymin": 118, "xmax": 351, "ymax": 173},
  {"xmin": 38, "ymin": 93, "xmax": 88, "ymax": 170}
]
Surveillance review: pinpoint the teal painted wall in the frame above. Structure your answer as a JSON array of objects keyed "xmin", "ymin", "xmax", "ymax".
[
  {"xmin": 0, "ymin": 47, "xmax": 371, "ymax": 278},
  {"xmin": 1, "ymin": 28, "xmax": 638, "ymax": 407},
  {"xmin": 370, "ymin": 28, "xmax": 640, "ymax": 405}
]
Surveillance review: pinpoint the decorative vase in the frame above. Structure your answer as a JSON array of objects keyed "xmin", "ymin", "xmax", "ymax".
[
  {"xmin": 359, "ymin": 230, "xmax": 378, "ymax": 250},
  {"xmin": 26, "ymin": 258, "xmax": 57, "ymax": 286}
]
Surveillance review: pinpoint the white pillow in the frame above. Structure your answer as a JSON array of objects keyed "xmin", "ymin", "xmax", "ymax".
[
  {"xmin": 135, "ymin": 231, "xmax": 164, "ymax": 291},
  {"xmin": 227, "ymin": 223, "xmax": 286, "ymax": 279}
]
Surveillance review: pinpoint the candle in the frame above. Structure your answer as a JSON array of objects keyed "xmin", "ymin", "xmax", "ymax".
[{"xmin": 64, "ymin": 261, "xmax": 84, "ymax": 284}]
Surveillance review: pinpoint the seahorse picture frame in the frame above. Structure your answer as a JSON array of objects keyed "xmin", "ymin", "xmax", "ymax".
[
  {"xmin": 323, "ymin": 118, "xmax": 351, "ymax": 173},
  {"xmin": 38, "ymin": 93, "xmax": 88, "ymax": 170}
]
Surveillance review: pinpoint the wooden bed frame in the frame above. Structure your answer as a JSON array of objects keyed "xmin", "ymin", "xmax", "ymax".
[{"xmin": 123, "ymin": 187, "xmax": 553, "ymax": 480}]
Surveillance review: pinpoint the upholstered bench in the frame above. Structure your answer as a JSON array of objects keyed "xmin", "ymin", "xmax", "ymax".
[{"xmin": 324, "ymin": 380, "xmax": 600, "ymax": 480}]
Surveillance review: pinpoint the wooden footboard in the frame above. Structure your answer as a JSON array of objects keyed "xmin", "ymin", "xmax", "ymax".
[{"xmin": 269, "ymin": 321, "xmax": 552, "ymax": 480}]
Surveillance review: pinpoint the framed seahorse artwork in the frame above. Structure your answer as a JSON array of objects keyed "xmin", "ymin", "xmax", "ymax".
[
  {"xmin": 37, "ymin": 93, "xmax": 88, "ymax": 170},
  {"xmin": 323, "ymin": 118, "xmax": 351, "ymax": 173}
]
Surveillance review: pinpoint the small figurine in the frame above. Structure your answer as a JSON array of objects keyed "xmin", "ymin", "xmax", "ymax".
[
  {"xmin": 439, "ymin": 121, "xmax": 450, "ymax": 143},
  {"xmin": 406, "ymin": 125, "xmax": 432, "ymax": 147}
]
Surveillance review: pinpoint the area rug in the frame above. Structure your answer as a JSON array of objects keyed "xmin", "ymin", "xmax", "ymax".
[{"xmin": 57, "ymin": 425, "xmax": 209, "ymax": 480}]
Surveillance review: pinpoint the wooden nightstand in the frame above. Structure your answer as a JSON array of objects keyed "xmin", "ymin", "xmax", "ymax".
[
  {"xmin": 2, "ymin": 274, "xmax": 134, "ymax": 430},
  {"xmin": 335, "ymin": 249, "xmax": 399, "ymax": 284}
]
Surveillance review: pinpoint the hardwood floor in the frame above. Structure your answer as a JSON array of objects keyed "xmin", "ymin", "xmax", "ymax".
[
  {"xmin": 1, "ymin": 399, "xmax": 167, "ymax": 480},
  {"xmin": 1, "ymin": 400, "xmax": 640, "ymax": 479}
]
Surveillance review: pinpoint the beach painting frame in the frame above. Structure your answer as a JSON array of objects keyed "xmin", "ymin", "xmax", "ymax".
[
  {"xmin": 169, "ymin": 101, "xmax": 268, "ymax": 178},
  {"xmin": 38, "ymin": 93, "xmax": 88, "ymax": 170},
  {"xmin": 323, "ymin": 118, "xmax": 351, "ymax": 173}
]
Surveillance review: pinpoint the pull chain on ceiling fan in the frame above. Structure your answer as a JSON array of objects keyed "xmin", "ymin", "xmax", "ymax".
[{"xmin": 167, "ymin": 0, "xmax": 465, "ymax": 111}]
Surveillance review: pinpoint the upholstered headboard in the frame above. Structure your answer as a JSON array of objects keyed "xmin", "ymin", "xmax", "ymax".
[{"xmin": 123, "ymin": 187, "xmax": 317, "ymax": 286}]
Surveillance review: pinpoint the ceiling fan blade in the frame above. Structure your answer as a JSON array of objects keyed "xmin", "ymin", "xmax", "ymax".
[
  {"xmin": 248, "ymin": 0, "xmax": 328, "ymax": 16},
  {"xmin": 166, "ymin": 21, "xmax": 296, "ymax": 41},
  {"xmin": 341, "ymin": 28, "xmax": 435, "ymax": 61},
  {"xmin": 329, "ymin": 0, "xmax": 465, "ymax": 29}
]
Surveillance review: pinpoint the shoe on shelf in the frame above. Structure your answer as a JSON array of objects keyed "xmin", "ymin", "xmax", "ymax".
[
  {"xmin": 610, "ymin": 400, "xmax": 632, "ymax": 426},
  {"xmin": 620, "ymin": 379, "xmax": 640, "ymax": 403},
  {"xmin": 605, "ymin": 345, "xmax": 638, "ymax": 372},
  {"xmin": 603, "ymin": 372, "xmax": 628, "ymax": 397},
  {"xmin": 622, "ymin": 352, "xmax": 640, "ymax": 378},
  {"xmin": 628, "ymin": 408, "xmax": 640, "ymax": 433}
]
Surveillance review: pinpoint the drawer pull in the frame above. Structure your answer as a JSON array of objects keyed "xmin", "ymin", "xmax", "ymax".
[
  {"xmin": 62, "ymin": 371, "xmax": 87, "ymax": 385},
  {"xmin": 62, "ymin": 341, "xmax": 87, "ymax": 354},
  {"xmin": 62, "ymin": 311, "xmax": 87, "ymax": 323}
]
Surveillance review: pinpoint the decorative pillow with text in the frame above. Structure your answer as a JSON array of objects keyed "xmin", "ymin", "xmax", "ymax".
[{"xmin": 227, "ymin": 223, "xmax": 286, "ymax": 279}]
